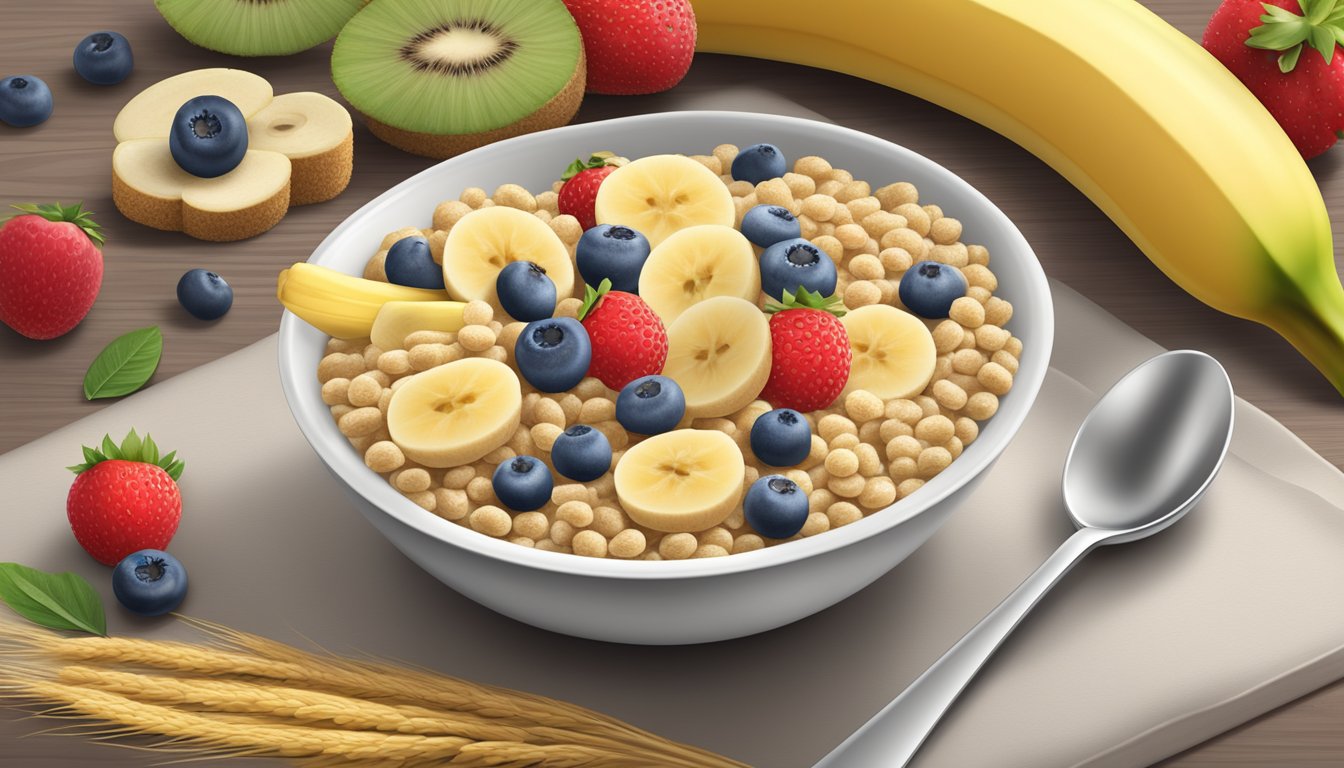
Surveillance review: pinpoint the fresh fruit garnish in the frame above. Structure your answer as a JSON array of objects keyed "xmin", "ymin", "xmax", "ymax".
[
  {"xmin": 492, "ymin": 455, "xmax": 554, "ymax": 513},
  {"xmin": 559, "ymin": 154, "xmax": 623, "ymax": 231},
  {"xmin": 578, "ymin": 279, "xmax": 669, "ymax": 390},
  {"xmin": 155, "ymin": 0, "xmax": 365, "ymax": 56},
  {"xmin": 616, "ymin": 375, "xmax": 687, "ymax": 436},
  {"xmin": 169, "ymin": 95, "xmax": 248, "ymax": 178},
  {"xmin": 898, "ymin": 260, "xmax": 969, "ymax": 319},
  {"xmin": 0, "ymin": 75, "xmax": 53, "ymax": 128},
  {"xmin": 177, "ymin": 269, "xmax": 233, "ymax": 321},
  {"xmin": 1204, "ymin": 0, "xmax": 1344, "ymax": 158},
  {"xmin": 662, "ymin": 295, "xmax": 773, "ymax": 418},
  {"xmin": 66, "ymin": 430, "xmax": 185, "ymax": 567},
  {"xmin": 637, "ymin": 224, "xmax": 760, "ymax": 324},
  {"xmin": 840, "ymin": 304, "xmax": 937, "ymax": 400},
  {"xmin": 112, "ymin": 549, "xmax": 188, "ymax": 617},
  {"xmin": 750, "ymin": 408, "xmax": 813, "ymax": 468},
  {"xmin": 576, "ymin": 223, "xmax": 651, "ymax": 294},
  {"xmin": 495, "ymin": 261, "xmax": 557, "ymax": 323},
  {"xmin": 0, "ymin": 202, "xmax": 104, "ymax": 340},
  {"xmin": 550, "ymin": 425, "xmax": 613, "ymax": 482},
  {"xmin": 593, "ymin": 154, "xmax": 735, "ymax": 248},
  {"xmin": 614, "ymin": 429, "xmax": 745, "ymax": 533},
  {"xmin": 760, "ymin": 289, "xmax": 852, "ymax": 412},
  {"xmin": 740, "ymin": 204, "xmax": 802, "ymax": 248},
  {"xmin": 84, "ymin": 327, "xmax": 162, "ymax": 400},
  {"xmin": 743, "ymin": 475, "xmax": 809, "ymax": 539},
  {"xmin": 385, "ymin": 236, "xmax": 445, "ymax": 290},
  {"xmin": 442, "ymin": 206, "xmax": 574, "ymax": 315},
  {"xmin": 759, "ymin": 237, "xmax": 839, "ymax": 302},
  {"xmin": 514, "ymin": 317, "xmax": 593, "ymax": 393},
  {"xmin": 561, "ymin": 0, "xmax": 696, "ymax": 95},
  {"xmin": 731, "ymin": 143, "xmax": 788, "ymax": 185},
  {"xmin": 331, "ymin": 0, "xmax": 583, "ymax": 159},
  {"xmin": 370, "ymin": 301, "xmax": 466, "ymax": 351},
  {"xmin": 74, "ymin": 31, "xmax": 134, "ymax": 86},
  {"xmin": 0, "ymin": 563, "xmax": 106, "ymax": 635},
  {"xmin": 386, "ymin": 358, "xmax": 522, "ymax": 468},
  {"xmin": 278, "ymin": 262, "xmax": 444, "ymax": 340}
]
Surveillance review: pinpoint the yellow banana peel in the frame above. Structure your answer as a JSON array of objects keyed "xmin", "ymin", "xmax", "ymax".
[
  {"xmin": 690, "ymin": 0, "xmax": 1344, "ymax": 393},
  {"xmin": 277, "ymin": 262, "xmax": 445, "ymax": 339}
]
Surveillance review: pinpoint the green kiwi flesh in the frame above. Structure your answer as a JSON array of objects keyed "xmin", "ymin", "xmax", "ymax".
[
  {"xmin": 331, "ymin": 0, "xmax": 583, "ymax": 153},
  {"xmin": 155, "ymin": 0, "xmax": 366, "ymax": 57}
]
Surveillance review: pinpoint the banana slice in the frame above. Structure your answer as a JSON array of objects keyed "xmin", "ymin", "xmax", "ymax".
[
  {"xmin": 593, "ymin": 154, "xmax": 735, "ymax": 248},
  {"xmin": 638, "ymin": 224, "xmax": 762, "ymax": 325},
  {"xmin": 663, "ymin": 296, "xmax": 772, "ymax": 418},
  {"xmin": 840, "ymin": 304, "xmax": 937, "ymax": 399},
  {"xmin": 278, "ymin": 262, "xmax": 445, "ymax": 339},
  {"xmin": 614, "ymin": 429, "xmax": 745, "ymax": 532},
  {"xmin": 386, "ymin": 358, "xmax": 521, "ymax": 468},
  {"xmin": 371, "ymin": 301, "xmax": 466, "ymax": 351},
  {"xmin": 442, "ymin": 207, "xmax": 575, "ymax": 315}
]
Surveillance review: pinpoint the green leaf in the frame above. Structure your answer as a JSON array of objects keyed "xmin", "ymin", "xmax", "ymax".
[
  {"xmin": 6, "ymin": 202, "xmax": 105, "ymax": 247},
  {"xmin": 83, "ymin": 326, "xmax": 162, "ymax": 400},
  {"xmin": 1309, "ymin": 24, "xmax": 1337, "ymax": 61},
  {"xmin": 100, "ymin": 434, "xmax": 120, "ymax": 460},
  {"xmin": 144, "ymin": 435, "xmax": 160, "ymax": 465},
  {"xmin": 1281, "ymin": 43, "xmax": 1305, "ymax": 71},
  {"xmin": 165, "ymin": 461, "xmax": 185, "ymax": 482},
  {"xmin": 119, "ymin": 429, "xmax": 142, "ymax": 460},
  {"xmin": 68, "ymin": 430, "xmax": 183, "ymax": 481},
  {"xmin": 578, "ymin": 278, "xmax": 613, "ymax": 321},
  {"xmin": 0, "ymin": 563, "xmax": 106, "ymax": 636}
]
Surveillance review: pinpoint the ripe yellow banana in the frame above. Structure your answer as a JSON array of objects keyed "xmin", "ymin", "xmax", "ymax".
[
  {"xmin": 691, "ymin": 0, "xmax": 1344, "ymax": 393},
  {"xmin": 277, "ymin": 262, "xmax": 445, "ymax": 339}
]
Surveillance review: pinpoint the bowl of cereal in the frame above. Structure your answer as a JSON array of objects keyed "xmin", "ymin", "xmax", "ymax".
[{"xmin": 279, "ymin": 111, "xmax": 1052, "ymax": 645}]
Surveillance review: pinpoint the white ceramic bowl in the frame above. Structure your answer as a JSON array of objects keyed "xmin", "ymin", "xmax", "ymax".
[{"xmin": 279, "ymin": 111, "xmax": 1053, "ymax": 645}]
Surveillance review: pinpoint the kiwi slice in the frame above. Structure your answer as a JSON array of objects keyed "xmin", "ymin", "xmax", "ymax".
[
  {"xmin": 331, "ymin": 0, "xmax": 585, "ymax": 159},
  {"xmin": 155, "ymin": 0, "xmax": 366, "ymax": 57}
]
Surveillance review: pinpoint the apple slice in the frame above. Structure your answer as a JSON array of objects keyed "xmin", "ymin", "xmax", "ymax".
[
  {"xmin": 113, "ymin": 68, "xmax": 273, "ymax": 142},
  {"xmin": 248, "ymin": 92, "xmax": 353, "ymax": 206},
  {"xmin": 112, "ymin": 139, "xmax": 291, "ymax": 242}
]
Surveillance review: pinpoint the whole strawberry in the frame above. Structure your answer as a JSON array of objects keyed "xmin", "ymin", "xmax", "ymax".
[
  {"xmin": 0, "ymin": 203, "xmax": 105, "ymax": 339},
  {"xmin": 562, "ymin": 0, "xmax": 697, "ymax": 95},
  {"xmin": 760, "ymin": 289, "xmax": 852, "ymax": 412},
  {"xmin": 580, "ymin": 278, "xmax": 668, "ymax": 390},
  {"xmin": 559, "ymin": 154, "xmax": 623, "ymax": 230},
  {"xmin": 1204, "ymin": 0, "xmax": 1344, "ymax": 158},
  {"xmin": 66, "ymin": 430, "xmax": 185, "ymax": 566}
]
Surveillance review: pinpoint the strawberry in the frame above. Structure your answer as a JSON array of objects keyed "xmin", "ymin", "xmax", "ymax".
[
  {"xmin": 760, "ymin": 289, "xmax": 852, "ymax": 412},
  {"xmin": 1204, "ymin": 0, "xmax": 1344, "ymax": 158},
  {"xmin": 579, "ymin": 278, "xmax": 668, "ymax": 390},
  {"xmin": 66, "ymin": 430, "xmax": 185, "ymax": 566},
  {"xmin": 559, "ymin": 153, "xmax": 623, "ymax": 231},
  {"xmin": 0, "ymin": 203, "xmax": 105, "ymax": 340},
  {"xmin": 562, "ymin": 0, "xmax": 697, "ymax": 96}
]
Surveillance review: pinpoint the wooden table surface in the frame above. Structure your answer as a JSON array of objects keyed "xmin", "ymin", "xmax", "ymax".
[{"xmin": 1, "ymin": 0, "xmax": 1341, "ymax": 765}]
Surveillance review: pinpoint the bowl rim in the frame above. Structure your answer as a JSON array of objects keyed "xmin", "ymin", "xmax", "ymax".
[{"xmin": 279, "ymin": 110, "xmax": 1054, "ymax": 581}]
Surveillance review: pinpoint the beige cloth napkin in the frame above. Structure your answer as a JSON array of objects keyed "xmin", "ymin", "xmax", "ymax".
[{"xmin": 3, "ymin": 91, "xmax": 1344, "ymax": 767}]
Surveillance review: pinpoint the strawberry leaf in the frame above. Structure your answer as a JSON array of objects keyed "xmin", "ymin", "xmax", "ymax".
[
  {"xmin": 1247, "ymin": 0, "xmax": 1344, "ymax": 69},
  {"xmin": 69, "ymin": 429, "xmax": 184, "ymax": 480},
  {"xmin": 1281, "ymin": 42, "xmax": 1305, "ymax": 71},
  {"xmin": 0, "ymin": 563, "xmax": 106, "ymax": 636},
  {"xmin": 578, "ymin": 278, "xmax": 613, "ymax": 321},
  {"xmin": 7, "ymin": 202, "xmax": 105, "ymax": 247},
  {"xmin": 560, "ymin": 152, "xmax": 624, "ymax": 181},
  {"xmin": 763, "ymin": 287, "xmax": 847, "ymax": 317}
]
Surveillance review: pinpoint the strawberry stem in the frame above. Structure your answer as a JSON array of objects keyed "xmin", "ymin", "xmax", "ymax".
[
  {"xmin": 1246, "ymin": 0, "xmax": 1344, "ymax": 72},
  {"xmin": 67, "ymin": 429, "xmax": 184, "ymax": 480},
  {"xmin": 763, "ymin": 287, "xmax": 847, "ymax": 317},
  {"xmin": 7, "ymin": 202, "xmax": 105, "ymax": 247},
  {"xmin": 561, "ymin": 152, "xmax": 624, "ymax": 181},
  {"xmin": 578, "ymin": 278, "xmax": 613, "ymax": 321}
]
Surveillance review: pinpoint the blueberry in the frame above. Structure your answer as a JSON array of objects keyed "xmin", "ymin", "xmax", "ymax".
[
  {"xmin": 759, "ymin": 237, "xmax": 838, "ymax": 301},
  {"xmin": 740, "ymin": 204, "xmax": 801, "ymax": 248},
  {"xmin": 575, "ymin": 224, "xmax": 651, "ymax": 294},
  {"xmin": 176, "ymin": 268, "xmax": 233, "ymax": 320},
  {"xmin": 384, "ymin": 236, "xmax": 445, "ymax": 290},
  {"xmin": 550, "ymin": 425, "xmax": 612, "ymax": 482},
  {"xmin": 496, "ymin": 261, "xmax": 556, "ymax": 321},
  {"xmin": 112, "ymin": 549, "xmax": 188, "ymax": 617},
  {"xmin": 616, "ymin": 375, "xmax": 685, "ymax": 435},
  {"xmin": 169, "ymin": 95, "xmax": 247, "ymax": 178},
  {"xmin": 898, "ymin": 260, "xmax": 969, "ymax": 319},
  {"xmin": 0, "ymin": 75, "xmax": 53, "ymax": 128},
  {"xmin": 743, "ymin": 476, "xmax": 809, "ymax": 539},
  {"xmin": 73, "ymin": 31, "xmax": 133, "ymax": 85},
  {"xmin": 514, "ymin": 317, "xmax": 592, "ymax": 393},
  {"xmin": 492, "ymin": 455, "xmax": 553, "ymax": 512},
  {"xmin": 731, "ymin": 143, "xmax": 787, "ymax": 185},
  {"xmin": 750, "ymin": 408, "xmax": 812, "ymax": 467}
]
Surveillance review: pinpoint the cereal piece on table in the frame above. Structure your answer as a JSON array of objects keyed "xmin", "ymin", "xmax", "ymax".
[
  {"xmin": 466, "ymin": 476, "xmax": 496, "ymax": 504},
  {"xmin": 827, "ymin": 501, "xmax": 863, "ymax": 527},
  {"xmin": 319, "ymin": 353, "xmax": 366, "ymax": 382},
  {"xmin": 897, "ymin": 478, "xmax": 925, "ymax": 499},
  {"xmin": 460, "ymin": 187, "xmax": 488, "ymax": 208},
  {"xmin": 659, "ymin": 532, "xmax": 697, "ymax": 560},
  {"xmin": 930, "ymin": 243, "xmax": 969, "ymax": 268},
  {"xmin": 917, "ymin": 446, "xmax": 953, "ymax": 478},
  {"xmin": 513, "ymin": 511, "xmax": 549, "ymax": 540},
  {"xmin": 992, "ymin": 350, "xmax": 1020, "ymax": 375},
  {"xmin": 756, "ymin": 178, "xmax": 793, "ymax": 206},
  {"xmin": 929, "ymin": 217, "xmax": 963, "ymax": 245},
  {"xmin": 443, "ymin": 465, "xmax": 475, "ymax": 489},
  {"xmin": 693, "ymin": 544, "xmax": 729, "ymax": 558},
  {"xmin": 855, "ymin": 443, "xmax": 883, "ymax": 477},
  {"xmin": 591, "ymin": 506, "xmax": 627, "ymax": 538},
  {"xmin": 572, "ymin": 530, "xmax": 608, "ymax": 558},
  {"xmin": 321, "ymin": 377, "xmax": 351, "ymax": 406},
  {"xmin": 915, "ymin": 415, "xmax": 956, "ymax": 444},
  {"xmin": 579, "ymin": 397, "xmax": 616, "ymax": 423},
  {"xmin": 394, "ymin": 468, "xmax": 433, "ymax": 493},
  {"xmin": 932, "ymin": 379, "xmax": 969, "ymax": 411},
  {"xmin": 713, "ymin": 143, "xmax": 739, "ymax": 169},
  {"xmin": 556, "ymin": 500, "xmax": 595, "ymax": 528},
  {"xmin": 434, "ymin": 488, "xmax": 469, "ymax": 520},
  {"xmin": 888, "ymin": 456, "xmax": 918, "ymax": 481},
  {"xmin": 554, "ymin": 297, "xmax": 584, "ymax": 318},
  {"xmin": 977, "ymin": 362, "xmax": 1014, "ymax": 395},
  {"xmin": 552, "ymin": 483, "xmax": 589, "ymax": 505},
  {"xmin": 835, "ymin": 223, "xmax": 868, "ymax": 250},
  {"xmin": 879, "ymin": 419, "xmax": 913, "ymax": 443},
  {"xmin": 975, "ymin": 324, "xmax": 1010, "ymax": 352},
  {"xmin": 932, "ymin": 320, "xmax": 964, "ymax": 355},
  {"xmin": 432, "ymin": 200, "xmax": 472, "ymax": 230},
  {"xmin": 536, "ymin": 190, "xmax": 560, "ymax": 215},
  {"xmin": 469, "ymin": 506, "xmax": 512, "ymax": 537},
  {"xmin": 339, "ymin": 407, "xmax": 383, "ymax": 438},
  {"xmin": 829, "ymin": 473, "xmax": 866, "ymax": 498},
  {"xmin": 732, "ymin": 533, "xmax": 765, "ymax": 553},
  {"xmin": 818, "ymin": 414, "xmax": 858, "ymax": 441},
  {"xmin": 550, "ymin": 519, "xmax": 577, "ymax": 547},
  {"xmin": 610, "ymin": 529, "xmax": 647, "ymax": 558},
  {"xmin": 533, "ymin": 398, "xmax": 566, "ymax": 428},
  {"xmin": 949, "ymin": 297, "xmax": 986, "ymax": 329},
  {"xmin": 825, "ymin": 448, "xmax": 859, "ymax": 478},
  {"xmin": 690, "ymin": 154, "xmax": 722, "ymax": 174},
  {"xmin": 794, "ymin": 155, "xmax": 831, "ymax": 180},
  {"xmin": 843, "ymin": 280, "xmax": 882, "ymax": 309},
  {"xmin": 377, "ymin": 349, "xmax": 412, "ymax": 376},
  {"xmin": 493, "ymin": 183, "xmax": 537, "ymax": 212},
  {"xmin": 829, "ymin": 433, "xmax": 861, "ymax": 451},
  {"xmin": 860, "ymin": 476, "xmax": 898, "ymax": 509},
  {"xmin": 893, "ymin": 203, "xmax": 931, "ymax": 237}
]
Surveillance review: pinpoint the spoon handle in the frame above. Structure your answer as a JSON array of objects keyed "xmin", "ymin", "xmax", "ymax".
[{"xmin": 813, "ymin": 527, "xmax": 1108, "ymax": 768}]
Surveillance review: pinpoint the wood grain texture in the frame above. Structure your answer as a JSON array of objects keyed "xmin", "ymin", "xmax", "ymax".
[{"xmin": 0, "ymin": 0, "xmax": 1341, "ymax": 766}]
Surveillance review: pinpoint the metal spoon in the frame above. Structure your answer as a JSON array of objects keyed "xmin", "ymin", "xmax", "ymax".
[{"xmin": 814, "ymin": 350, "xmax": 1235, "ymax": 768}]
